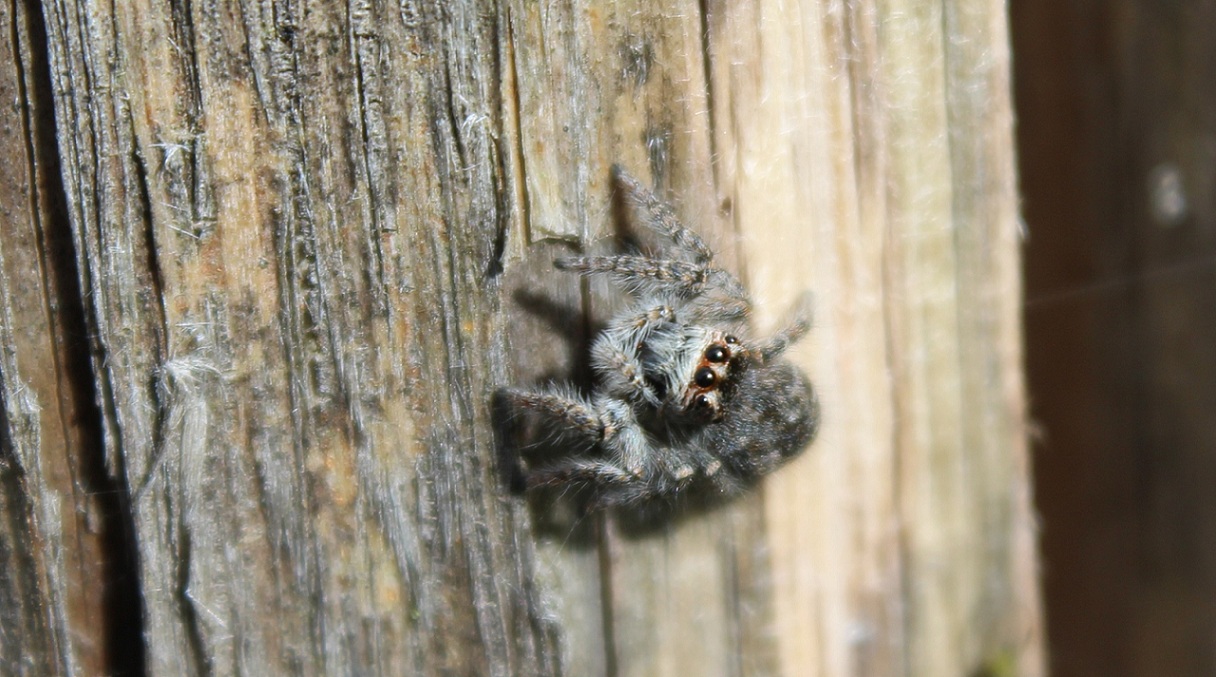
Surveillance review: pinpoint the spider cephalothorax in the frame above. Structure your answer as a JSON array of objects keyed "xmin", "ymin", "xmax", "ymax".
[{"xmin": 501, "ymin": 166, "xmax": 818, "ymax": 508}]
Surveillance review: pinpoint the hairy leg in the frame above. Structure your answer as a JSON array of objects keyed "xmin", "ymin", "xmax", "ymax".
[
  {"xmin": 555, "ymin": 254, "xmax": 707, "ymax": 296},
  {"xmin": 500, "ymin": 388, "xmax": 605, "ymax": 443},
  {"xmin": 528, "ymin": 457, "xmax": 674, "ymax": 508},
  {"xmin": 502, "ymin": 389, "xmax": 653, "ymax": 472},
  {"xmin": 612, "ymin": 165, "xmax": 713, "ymax": 264},
  {"xmin": 591, "ymin": 303, "xmax": 674, "ymax": 404},
  {"xmin": 751, "ymin": 293, "xmax": 814, "ymax": 363}
]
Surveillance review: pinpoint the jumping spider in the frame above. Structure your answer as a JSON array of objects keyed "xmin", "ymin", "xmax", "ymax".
[{"xmin": 501, "ymin": 166, "xmax": 818, "ymax": 509}]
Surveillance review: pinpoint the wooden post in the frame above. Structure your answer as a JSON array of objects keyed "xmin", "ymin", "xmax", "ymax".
[{"xmin": 1, "ymin": 1, "xmax": 1042, "ymax": 675}]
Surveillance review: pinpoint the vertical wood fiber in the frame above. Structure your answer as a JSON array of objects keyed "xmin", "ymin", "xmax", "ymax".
[{"xmin": 0, "ymin": 0, "xmax": 1042, "ymax": 675}]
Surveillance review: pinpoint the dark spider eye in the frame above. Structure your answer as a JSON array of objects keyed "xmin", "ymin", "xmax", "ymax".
[
  {"xmin": 695, "ymin": 394, "xmax": 711, "ymax": 408},
  {"xmin": 694, "ymin": 367, "xmax": 717, "ymax": 388},
  {"xmin": 705, "ymin": 344, "xmax": 729, "ymax": 363},
  {"xmin": 724, "ymin": 334, "xmax": 739, "ymax": 345}
]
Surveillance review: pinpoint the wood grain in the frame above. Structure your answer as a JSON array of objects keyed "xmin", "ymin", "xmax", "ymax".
[
  {"xmin": 0, "ymin": 0, "xmax": 1042, "ymax": 674},
  {"xmin": 0, "ymin": 2, "xmax": 140, "ymax": 674}
]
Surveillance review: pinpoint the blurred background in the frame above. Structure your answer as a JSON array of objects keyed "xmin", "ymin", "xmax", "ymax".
[{"xmin": 1013, "ymin": 2, "xmax": 1216, "ymax": 675}]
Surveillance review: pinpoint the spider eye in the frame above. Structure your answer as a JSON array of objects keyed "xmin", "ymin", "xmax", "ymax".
[
  {"xmin": 695, "ymin": 394, "xmax": 711, "ymax": 408},
  {"xmin": 694, "ymin": 367, "xmax": 717, "ymax": 388},
  {"xmin": 724, "ymin": 334, "xmax": 739, "ymax": 345},
  {"xmin": 705, "ymin": 344, "xmax": 729, "ymax": 363}
]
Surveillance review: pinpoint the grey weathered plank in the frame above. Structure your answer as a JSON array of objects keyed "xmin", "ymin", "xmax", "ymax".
[
  {"xmin": 1, "ymin": 0, "xmax": 1044, "ymax": 675},
  {"xmin": 39, "ymin": 0, "xmax": 559, "ymax": 674},
  {"xmin": 0, "ymin": 2, "xmax": 135, "ymax": 674},
  {"xmin": 702, "ymin": 1, "xmax": 1044, "ymax": 675}
]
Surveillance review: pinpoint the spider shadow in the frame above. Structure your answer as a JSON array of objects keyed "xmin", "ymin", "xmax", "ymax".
[
  {"xmin": 492, "ymin": 240, "xmax": 604, "ymax": 547},
  {"xmin": 510, "ymin": 287, "xmax": 602, "ymax": 386},
  {"xmin": 491, "ymin": 384, "xmax": 600, "ymax": 549},
  {"xmin": 607, "ymin": 483, "xmax": 760, "ymax": 538}
]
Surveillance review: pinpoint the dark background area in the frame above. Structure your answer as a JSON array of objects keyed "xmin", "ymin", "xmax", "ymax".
[{"xmin": 1013, "ymin": 1, "xmax": 1216, "ymax": 675}]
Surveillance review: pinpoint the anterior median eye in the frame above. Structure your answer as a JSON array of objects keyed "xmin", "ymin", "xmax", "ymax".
[
  {"xmin": 705, "ymin": 344, "xmax": 728, "ymax": 363},
  {"xmin": 694, "ymin": 367, "xmax": 717, "ymax": 388}
]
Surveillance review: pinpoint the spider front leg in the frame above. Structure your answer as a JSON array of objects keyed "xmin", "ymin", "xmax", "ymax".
[
  {"xmin": 554, "ymin": 254, "xmax": 708, "ymax": 297},
  {"xmin": 591, "ymin": 303, "xmax": 675, "ymax": 404},
  {"xmin": 678, "ymin": 269, "xmax": 753, "ymax": 324},
  {"xmin": 750, "ymin": 292, "xmax": 814, "ymax": 363},
  {"xmin": 502, "ymin": 389, "xmax": 650, "ymax": 475},
  {"xmin": 527, "ymin": 458, "xmax": 639, "ymax": 493},
  {"xmin": 528, "ymin": 455, "xmax": 688, "ymax": 508},
  {"xmin": 501, "ymin": 388, "xmax": 606, "ymax": 445},
  {"xmin": 612, "ymin": 165, "xmax": 714, "ymax": 265},
  {"xmin": 555, "ymin": 253, "xmax": 752, "ymax": 316}
]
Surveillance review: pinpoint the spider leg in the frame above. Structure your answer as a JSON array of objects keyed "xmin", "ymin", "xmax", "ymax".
[
  {"xmin": 592, "ymin": 337, "xmax": 654, "ymax": 402},
  {"xmin": 751, "ymin": 292, "xmax": 813, "ymax": 363},
  {"xmin": 527, "ymin": 458, "xmax": 636, "ymax": 490},
  {"xmin": 555, "ymin": 252, "xmax": 751, "ymax": 321},
  {"xmin": 502, "ymin": 390, "xmax": 650, "ymax": 472},
  {"xmin": 512, "ymin": 389, "xmax": 699, "ymax": 505},
  {"xmin": 612, "ymin": 165, "xmax": 714, "ymax": 265},
  {"xmin": 610, "ymin": 302, "xmax": 676, "ymax": 336},
  {"xmin": 591, "ymin": 303, "xmax": 674, "ymax": 404},
  {"xmin": 500, "ymin": 388, "xmax": 605, "ymax": 444},
  {"xmin": 527, "ymin": 458, "xmax": 678, "ymax": 508},
  {"xmin": 555, "ymin": 254, "xmax": 708, "ymax": 297},
  {"xmin": 679, "ymin": 270, "xmax": 753, "ymax": 324}
]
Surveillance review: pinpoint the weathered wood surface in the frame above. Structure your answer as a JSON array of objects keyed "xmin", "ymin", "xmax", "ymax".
[
  {"xmin": 0, "ymin": 0, "xmax": 1041, "ymax": 675},
  {"xmin": 1, "ymin": 3, "xmax": 144, "ymax": 675}
]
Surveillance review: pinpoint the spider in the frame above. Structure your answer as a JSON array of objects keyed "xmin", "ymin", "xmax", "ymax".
[{"xmin": 500, "ymin": 166, "xmax": 818, "ymax": 509}]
